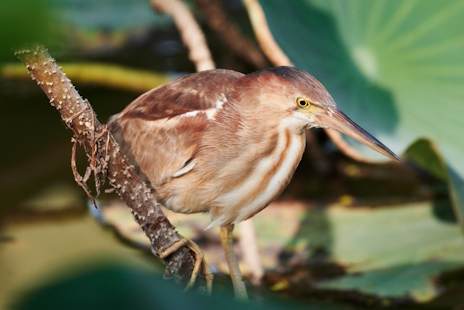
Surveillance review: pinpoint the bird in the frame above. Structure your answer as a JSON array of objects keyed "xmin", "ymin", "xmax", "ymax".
[{"xmin": 108, "ymin": 66, "xmax": 399, "ymax": 299}]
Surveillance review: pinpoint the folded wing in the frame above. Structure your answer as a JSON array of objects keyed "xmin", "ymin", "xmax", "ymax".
[{"xmin": 108, "ymin": 69, "xmax": 244, "ymax": 188}]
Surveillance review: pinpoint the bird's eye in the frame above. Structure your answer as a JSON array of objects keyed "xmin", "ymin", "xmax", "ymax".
[{"xmin": 296, "ymin": 97, "xmax": 310, "ymax": 108}]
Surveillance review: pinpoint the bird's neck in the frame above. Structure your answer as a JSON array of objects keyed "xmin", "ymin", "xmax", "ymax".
[
  {"xmin": 204, "ymin": 100, "xmax": 307, "ymax": 169},
  {"xmin": 203, "ymin": 101, "xmax": 307, "ymax": 227}
]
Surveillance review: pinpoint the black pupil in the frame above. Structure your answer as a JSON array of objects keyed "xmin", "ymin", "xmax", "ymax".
[{"xmin": 300, "ymin": 99, "xmax": 306, "ymax": 106}]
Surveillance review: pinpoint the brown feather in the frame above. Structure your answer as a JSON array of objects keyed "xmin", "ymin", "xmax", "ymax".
[{"xmin": 117, "ymin": 69, "xmax": 244, "ymax": 121}]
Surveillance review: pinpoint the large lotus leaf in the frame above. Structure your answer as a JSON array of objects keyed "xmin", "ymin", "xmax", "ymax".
[
  {"xmin": 259, "ymin": 0, "xmax": 464, "ymax": 226},
  {"xmin": 309, "ymin": 203, "xmax": 464, "ymax": 301}
]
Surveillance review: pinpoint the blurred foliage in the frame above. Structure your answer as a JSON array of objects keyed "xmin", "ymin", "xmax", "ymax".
[
  {"xmin": 404, "ymin": 138, "xmax": 464, "ymax": 235},
  {"xmin": 404, "ymin": 139, "xmax": 448, "ymax": 181},
  {"xmin": 12, "ymin": 265, "xmax": 353, "ymax": 310},
  {"xmin": 259, "ymin": 0, "xmax": 464, "ymax": 228},
  {"xmin": 309, "ymin": 202, "xmax": 463, "ymax": 301},
  {"xmin": 19, "ymin": 183, "xmax": 82, "ymax": 212},
  {"xmin": 52, "ymin": 0, "xmax": 173, "ymax": 30},
  {"xmin": 2, "ymin": 62, "xmax": 172, "ymax": 92},
  {"xmin": 1, "ymin": 216, "xmax": 353, "ymax": 310},
  {"xmin": 0, "ymin": 0, "xmax": 62, "ymax": 63},
  {"xmin": 97, "ymin": 199, "xmax": 464, "ymax": 302}
]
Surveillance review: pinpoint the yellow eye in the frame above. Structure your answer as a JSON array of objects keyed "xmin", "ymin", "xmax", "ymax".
[{"xmin": 296, "ymin": 97, "xmax": 310, "ymax": 108}]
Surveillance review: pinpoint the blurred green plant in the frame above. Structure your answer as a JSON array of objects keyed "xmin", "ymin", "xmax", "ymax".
[
  {"xmin": 53, "ymin": 0, "xmax": 173, "ymax": 30},
  {"xmin": 259, "ymin": 0, "xmax": 464, "ymax": 228},
  {"xmin": 307, "ymin": 202, "xmax": 464, "ymax": 301},
  {"xmin": 0, "ymin": 0, "xmax": 62, "ymax": 63},
  {"xmin": 95, "ymin": 197, "xmax": 464, "ymax": 302},
  {"xmin": 13, "ymin": 264, "xmax": 354, "ymax": 310},
  {"xmin": 2, "ymin": 62, "xmax": 171, "ymax": 92}
]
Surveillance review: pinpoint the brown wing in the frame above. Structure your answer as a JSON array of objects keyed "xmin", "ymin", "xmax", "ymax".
[
  {"xmin": 107, "ymin": 69, "xmax": 243, "ymax": 190},
  {"xmin": 116, "ymin": 69, "xmax": 244, "ymax": 122}
]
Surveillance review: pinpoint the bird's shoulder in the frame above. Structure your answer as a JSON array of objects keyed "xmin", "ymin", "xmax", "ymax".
[{"xmin": 116, "ymin": 69, "xmax": 244, "ymax": 122}]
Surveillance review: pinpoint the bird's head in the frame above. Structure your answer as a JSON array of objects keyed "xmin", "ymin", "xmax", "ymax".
[{"xmin": 243, "ymin": 66, "xmax": 399, "ymax": 161}]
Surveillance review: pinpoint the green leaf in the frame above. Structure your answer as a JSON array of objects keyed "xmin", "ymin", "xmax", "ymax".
[
  {"xmin": 259, "ymin": 0, "xmax": 464, "ymax": 227},
  {"xmin": 403, "ymin": 138, "xmax": 448, "ymax": 181},
  {"xmin": 308, "ymin": 203, "xmax": 464, "ymax": 301},
  {"xmin": 404, "ymin": 138, "xmax": 464, "ymax": 227}
]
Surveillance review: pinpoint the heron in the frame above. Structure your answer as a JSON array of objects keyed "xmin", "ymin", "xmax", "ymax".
[{"xmin": 108, "ymin": 66, "xmax": 399, "ymax": 299}]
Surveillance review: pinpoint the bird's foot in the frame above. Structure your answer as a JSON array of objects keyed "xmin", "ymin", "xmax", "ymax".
[{"xmin": 157, "ymin": 237, "xmax": 213, "ymax": 295}]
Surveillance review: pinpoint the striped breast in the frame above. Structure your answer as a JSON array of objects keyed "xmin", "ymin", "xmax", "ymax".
[{"xmin": 206, "ymin": 121, "xmax": 306, "ymax": 229}]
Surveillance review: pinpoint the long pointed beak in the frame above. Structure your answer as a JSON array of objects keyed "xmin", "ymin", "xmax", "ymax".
[{"xmin": 314, "ymin": 108, "xmax": 400, "ymax": 161}]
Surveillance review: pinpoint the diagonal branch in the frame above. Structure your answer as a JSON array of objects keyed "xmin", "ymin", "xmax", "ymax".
[{"xmin": 16, "ymin": 45, "xmax": 207, "ymax": 292}]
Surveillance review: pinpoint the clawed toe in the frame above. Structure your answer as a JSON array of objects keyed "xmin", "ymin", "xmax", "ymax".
[{"xmin": 157, "ymin": 237, "xmax": 213, "ymax": 295}]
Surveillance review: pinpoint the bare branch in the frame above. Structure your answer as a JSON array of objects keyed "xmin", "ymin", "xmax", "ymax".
[
  {"xmin": 151, "ymin": 0, "xmax": 215, "ymax": 71},
  {"xmin": 192, "ymin": 0, "xmax": 268, "ymax": 69},
  {"xmin": 16, "ymin": 46, "xmax": 207, "ymax": 291},
  {"xmin": 242, "ymin": 0, "xmax": 293, "ymax": 67}
]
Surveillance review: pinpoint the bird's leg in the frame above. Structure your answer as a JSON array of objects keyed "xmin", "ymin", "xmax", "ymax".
[
  {"xmin": 220, "ymin": 224, "xmax": 248, "ymax": 300},
  {"xmin": 157, "ymin": 236, "xmax": 213, "ymax": 295}
]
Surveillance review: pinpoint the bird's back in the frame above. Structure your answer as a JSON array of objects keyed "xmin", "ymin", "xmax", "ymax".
[{"xmin": 113, "ymin": 69, "xmax": 244, "ymax": 122}]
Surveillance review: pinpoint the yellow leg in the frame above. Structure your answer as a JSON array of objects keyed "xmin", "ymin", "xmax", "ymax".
[
  {"xmin": 220, "ymin": 224, "xmax": 248, "ymax": 300},
  {"xmin": 158, "ymin": 236, "xmax": 213, "ymax": 295}
]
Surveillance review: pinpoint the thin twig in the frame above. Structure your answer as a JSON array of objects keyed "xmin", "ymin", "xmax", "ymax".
[
  {"xmin": 71, "ymin": 137, "xmax": 97, "ymax": 207},
  {"xmin": 64, "ymin": 100, "xmax": 89, "ymax": 125},
  {"xmin": 242, "ymin": 0, "xmax": 293, "ymax": 67},
  {"xmin": 151, "ymin": 0, "xmax": 215, "ymax": 71}
]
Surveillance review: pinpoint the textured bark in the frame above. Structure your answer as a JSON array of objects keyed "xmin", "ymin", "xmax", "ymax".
[{"xmin": 16, "ymin": 45, "xmax": 206, "ymax": 291}]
